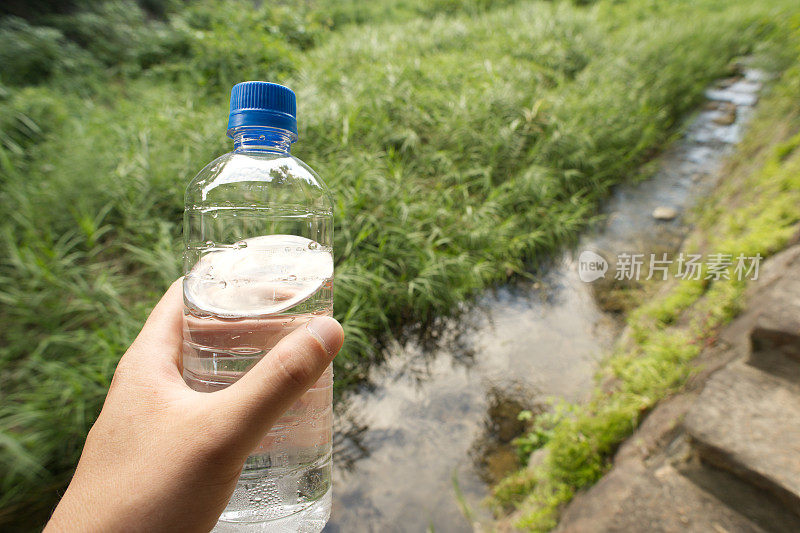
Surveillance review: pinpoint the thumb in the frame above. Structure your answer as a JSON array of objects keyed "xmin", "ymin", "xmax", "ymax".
[{"xmin": 213, "ymin": 316, "xmax": 343, "ymax": 454}]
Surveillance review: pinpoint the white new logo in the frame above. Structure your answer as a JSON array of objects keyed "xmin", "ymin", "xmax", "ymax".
[{"xmin": 577, "ymin": 250, "xmax": 608, "ymax": 283}]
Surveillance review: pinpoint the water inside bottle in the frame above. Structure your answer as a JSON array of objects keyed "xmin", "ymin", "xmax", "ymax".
[{"xmin": 182, "ymin": 234, "xmax": 334, "ymax": 526}]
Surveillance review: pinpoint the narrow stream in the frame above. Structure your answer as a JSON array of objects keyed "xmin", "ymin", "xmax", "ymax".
[{"xmin": 324, "ymin": 68, "xmax": 765, "ymax": 533}]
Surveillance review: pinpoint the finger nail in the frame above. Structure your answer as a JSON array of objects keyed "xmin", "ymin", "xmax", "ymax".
[{"xmin": 306, "ymin": 317, "xmax": 343, "ymax": 357}]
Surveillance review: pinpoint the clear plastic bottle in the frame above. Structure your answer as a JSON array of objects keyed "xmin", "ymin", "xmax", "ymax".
[{"xmin": 181, "ymin": 82, "xmax": 333, "ymax": 532}]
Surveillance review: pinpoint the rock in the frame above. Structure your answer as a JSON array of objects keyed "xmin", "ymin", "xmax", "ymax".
[
  {"xmin": 745, "ymin": 244, "xmax": 800, "ymax": 289},
  {"xmin": 740, "ymin": 245, "xmax": 800, "ymax": 382},
  {"xmin": 652, "ymin": 206, "xmax": 678, "ymax": 221},
  {"xmin": 716, "ymin": 76, "xmax": 742, "ymax": 89},
  {"xmin": 713, "ymin": 108, "xmax": 737, "ymax": 126},
  {"xmin": 526, "ymin": 447, "xmax": 550, "ymax": 472},
  {"xmin": 555, "ymin": 458, "xmax": 767, "ymax": 532},
  {"xmin": 752, "ymin": 314, "xmax": 800, "ymax": 358},
  {"xmin": 748, "ymin": 284, "xmax": 800, "ymax": 381},
  {"xmin": 678, "ymin": 448, "xmax": 800, "ymax": 533},
  {"xmin": 746, "ymin": 248, "xmax": 800, "ymax": 381},
  {"xmin": 682, "ymin": 363, "xmax": 800, "ymax": 514},
  {"xmin": 749, "ymin": 266, "xmax": 800, "ymax": 360}
]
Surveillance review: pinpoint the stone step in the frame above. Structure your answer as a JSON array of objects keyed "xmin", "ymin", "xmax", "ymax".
[
  {"xmin": 556, "ymin": 458, "xmax": 769, "ymax": 532},
  {"xmin": 747, "ymin": 259, "xmax": 800, "ymax": 381},
  {"xmin": 746, "ymin": 346, "xmax": 800, "ymax": 385},
  {"xmin": 749, "ymin": 271, "xmax": 800, "ymax": 362},
  {"xmin": 682, "ymin": 363, "xmax": 800, "ymax": 515},
  {"xmin": 678, "ymin": 449, "xmax": 800, "ymax": 533}
]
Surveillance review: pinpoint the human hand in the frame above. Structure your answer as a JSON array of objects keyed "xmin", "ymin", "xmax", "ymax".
[{"xmin": 45, "ymin": 279, "xmax": 344, "ymax": 532}]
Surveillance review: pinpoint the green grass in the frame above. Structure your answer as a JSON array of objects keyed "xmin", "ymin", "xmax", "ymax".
[
  {"xmin": 491, "ymin": 30, "xmax": 800, "ymax": 530},
  {"xmin": 1, "ymin": 0, "xmax": 799, "ymax": 527}
]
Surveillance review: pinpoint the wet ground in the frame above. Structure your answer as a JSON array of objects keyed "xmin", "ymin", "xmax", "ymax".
[{"xmin": 324, "ymin": 68, "xmax": 766, "ymax": 533}]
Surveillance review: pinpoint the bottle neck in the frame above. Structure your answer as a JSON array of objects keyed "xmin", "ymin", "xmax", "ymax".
[{"xmin": 232, "ymin": 127, "xmax": 296, "ymax": 154}]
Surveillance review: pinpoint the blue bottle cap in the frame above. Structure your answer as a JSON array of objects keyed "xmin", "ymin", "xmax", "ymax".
[{"xmin": 226, "ymin": 81, "xmax": 297, "ymax": 138}]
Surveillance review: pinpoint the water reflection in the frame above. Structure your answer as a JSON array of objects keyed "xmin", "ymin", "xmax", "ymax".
[{"xmin": 327, "ymin": 268, "xmax": 614, "ymax": 532}]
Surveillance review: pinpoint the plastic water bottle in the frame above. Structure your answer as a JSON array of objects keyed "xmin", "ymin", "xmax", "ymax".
[{"xmin": 181, "ymin": 82, "xmax": 334, "ymax": 531}]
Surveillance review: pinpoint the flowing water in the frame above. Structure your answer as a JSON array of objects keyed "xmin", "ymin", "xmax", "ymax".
[{"xmin": 324, "ymin": 69, "xmax": 766, "ymax": 532}]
